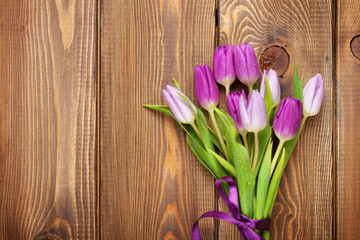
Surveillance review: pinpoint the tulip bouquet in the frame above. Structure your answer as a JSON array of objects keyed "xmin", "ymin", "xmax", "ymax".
[{"xmin": 144, "ymin": 43, "xmax": 324, "ymax": 240}]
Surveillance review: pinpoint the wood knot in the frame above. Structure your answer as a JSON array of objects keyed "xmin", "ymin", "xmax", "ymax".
[
  {"xmin": 35, "ymin": 217, "xmax": 72, "ymax": 240},
  {"xmin": 259, "ymin": 45, "xmax": 290, "ymax": 76},
  {"xmin": 350, "ymin": 35, "xmax": 360, "ymax": 60},
  {"xmin": 19, "ymin": 25, "xmax": 27, "ymax": 32}
]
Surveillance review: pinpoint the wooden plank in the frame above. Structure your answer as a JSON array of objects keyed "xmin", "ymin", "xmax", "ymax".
[
  {"xmin": 0, "ymin": 0, "xmax": 97, "ymax": 239},
  {"xmin": 100, "ymin": 0, "xmax": 217, "ymax": 239},
  {"xmin": 218, "ymin": 0, "xmax": 333, "ymax": 238},
  {"xmin": 336, "ymin": 0, "xmax": 360, "ymax": 238}
]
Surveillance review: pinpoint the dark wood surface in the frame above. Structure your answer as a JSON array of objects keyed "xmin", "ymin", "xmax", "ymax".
[
  {"xmin": 336, "ymin": 0, "xmax": 360, "ymax": 238},
  {"xmin": 0, "ymin": 0, "xmax": 97, "ymax": 239},
  {"xmin": 0, "ymin": 0, "xmax": 358, "ymax": 239}
]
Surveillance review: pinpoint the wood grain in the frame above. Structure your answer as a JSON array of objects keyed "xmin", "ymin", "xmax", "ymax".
[
  {"xmin": 218, "ymin": 0, "xmax": 333, "ymax": 239},
  {"xmin": 100, "ymin": 0, "xmax": 218, "ymax": 239},
  {"xmin": 336, "ymin": 0, "xmax": 360, "ymax": 238},
  {"xmin": 0, "ymin": 0, "xmax": 97, "ymax": 239}
]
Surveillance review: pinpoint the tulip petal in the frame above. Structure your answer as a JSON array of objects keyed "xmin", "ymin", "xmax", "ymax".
[
  {"xmin": 303, "ymin": 73, "xmax": 324, "ymax": 116},
  {"xmin": 273, "ymin": 98, "xmax": 302, "ymax": 141},
  {"xmin": 248, "ymin": 90, "xmax": 267, "ymax": 132},
  {"xmin": 205, "ymin": 64, "xmax": 220, "ymax": 106},
  {"xmin": 163, "ymin": 85, "xmax": 197, "ymax": 124},
  {"xmin": 234, "ymin": 45, "xmax": 249, "ymax": 86},
  {"xmin": 239, "ymin": 95, "xmax": 250, "ymax": 130},
  {"xmin": 227, "ymin": 91, "xmax": 246, "ymax": 132},
  {"xmin": 309, "ymin": 74, "xmax": 324, "ymax": 115},
  {"xmin": 225, "ymin": 45, "xmax": 236, "ymax": 84},
  {"xmin": 260, "ymin": 70, "xmax": 268, "ymax": 98},
  {"xmin": 213, "ymin": 46, "xmax": 226, "ymax": 83},
  {"xmin": 194, "ymin": 66, "xmax": 210, "ymax": 108},
  {"xmin": 162, "ymin": 89, "xmax": 186, "ymax": 123},
  {"xmin": 194, "ymin": 64, "xmax": 220, "ymax": 110},
  {"xmin": 268, "ymin": 69, "xmax": 281, "ymax": 103},
  {"xmin": 245, "ymin": 44, "xmax": 259, "ymax": 84},
  {"xmin": 234, "ymin": 44, "xmax": 259, "ymax": 87}
]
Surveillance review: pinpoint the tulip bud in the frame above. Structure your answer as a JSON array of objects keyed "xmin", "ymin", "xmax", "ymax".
[
  {"xmin": 273, "ymin": 98, "xmax": 303, "ymax": 141},
  {"xmin": 194, "ymin": 64, "xmax": 220, "ymax": 111},
  {"xmin": 227, "ymin": 90, "xmax": 247, "ymax": 134},
  {"xmin": 239, "ymin": 90, "xmax": 267, "ymax": 133},
  {"xmin": 303, "ymin": 73, "xmax": 324, "ymax": 116},
  {"xmin": 162, "ymin": 85, "xmax": 197, "ymax": 124},
  {"xmin": 234, "ymin": 43, "xmax": 259, "ymax": 88},
  {"xmin": 260, "ymin": 69, "xmax": 281, "ymax": 104},
  {"xmin": 213, "ymin": 45, "xmax": 236, "ymax": 89}
]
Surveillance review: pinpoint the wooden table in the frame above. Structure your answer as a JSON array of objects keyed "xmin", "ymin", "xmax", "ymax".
[{"xmin": 0, "ymin": 0, "xmax": 358, "ymax": 239}]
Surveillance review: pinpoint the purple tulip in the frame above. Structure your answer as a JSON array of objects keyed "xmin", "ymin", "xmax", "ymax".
[
  {"xmin": 303, "ymin": 74, "xmax": 324, "ymax": 116},
  {"xmin": 273, "ymin": 98, "xmax": 303, "ymax": 141},
  {"xmin": 234, "ymin": 43, "xmax": 259, "ymax": 88},
  {"xmin": 194, "ymin": 64, "xmax": 220, "ymax": 111},
  {"xmin": 239, "ymin": 90, "xmax": 267, "ymax": 133},
  {"xmin": 213, "ymin": 45, "xmax": 236, "ymax": 89},
  {"xmin": 162, "ymin": 85, "xmax": 197, "ymax": 124},
  {"xmin": 260, "ymin": 69, "xmax": 281, "ymax": 104},
  {"xmin": 227, "ymin": 90, "xmax": 247, "ymax": 134}
]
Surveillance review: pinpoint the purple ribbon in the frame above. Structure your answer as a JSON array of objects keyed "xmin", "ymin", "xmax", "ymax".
[{"xmin": 192, "ymin": 176, "xmax": 270, "ymax": 240}]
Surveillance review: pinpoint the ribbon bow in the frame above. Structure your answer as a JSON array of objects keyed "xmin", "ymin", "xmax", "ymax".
[{"xmin": 192, "ymin": 176, "xmax": 270, "ymax": 240}]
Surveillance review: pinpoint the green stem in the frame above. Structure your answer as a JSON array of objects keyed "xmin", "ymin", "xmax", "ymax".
[
  {"xmin": 209, "ymin": 109, "xmax": 228, "ymax": 160},
  {"xmin": 189, "ymin": 121, "xmax": 202, "ymax": 142},
  {"xmin": 225, "ymin": 84, "xmax": 230, "ymax": 96},
  {"xmin": 241, "ymin": 133, "xmax": 250, "ymax": 162},
  {"xmin": 248, "ymin": 85, "xmax": 253, "ymax": 92},
  {"xmin": 252, "ymin": 132, "xmax": 259, "ymax": 171},
  {"xmin": 238, "ymin": 133, "xmax": 244, "ymax": 145},
  {"xmin": 300, "ymin": 116, "xmax": 307, "ymax": 132},
  {"xmin": 262, "ymin": 230, "xmax": 270, "ymax": 240},
  {"xmin": 270, "ymin": 140, "xmax": 284, "ymax": 175}
]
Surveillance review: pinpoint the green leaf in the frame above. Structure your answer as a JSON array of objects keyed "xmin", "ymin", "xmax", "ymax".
[
  {"xmin": 293, "ymin": 64, "xmax": 304, "ymax": 102},
  {"xmin": 213, "ymin": 107, "xmax": 238, "ymax": 141},
  {"xmin": 266, "ymin": 103, "xmax": 279, "ymax": 126},
  {"xmin": 172, "ymin": 78, "xmax": 182, "ymax": 91},
  {"xmin": 143, "ymin": 104, "xmax": 174, "ymax": 118},
  {"xmin": 209, "ymin": 149, "xmax": 236, "ymax": 176},
  {"xmin": 195, "ymin": 106, "xmax": 207, "ymax": 126},
  {"xmin": 194, "ymin": 108, "xmax": 212, "ymax": 150},
  {"xmin": 186, "ymin": 134, "xmax": 216, "ymax": 178},
  {"xmin": 255, "ymin": 140, "xmax": 272, "ymax": 220},
  {"xmin": 247, "ymin": 132, "xmax": 254, "ymax": 160},
  {"xmin": 213, "ymin": 106, "xmax": 238, "ymax": 164},
  {"xmin": 264, "ymin": 77, "xmax": 273, "ymax": 111},
  {"xmin": 186, "ymin": 133, "xmax": 228, "ymax": 179},
  {"xmin": 182, "ymin": 124, "xmax": 204, "ymax": 147},
  {"xmin": 208, "ymin": 128, "xmax": 224, "ymax": 155},
  {"xmin": 233, "ymin": 141, "xmax": 255, "ymax": 217},
  {"xmin": 264, "ymin": 149, "xmax": 286, "ymax": 218}
]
